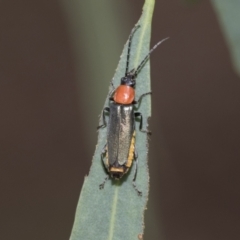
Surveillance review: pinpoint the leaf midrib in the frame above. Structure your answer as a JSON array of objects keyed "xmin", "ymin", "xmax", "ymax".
[
  {"xmin": 134, "ymin": 0, "xmax": 153, "ymax": 68},
  {"xmin": 106, "ymin": 0, "xmax": 154, "ymax": 239}
]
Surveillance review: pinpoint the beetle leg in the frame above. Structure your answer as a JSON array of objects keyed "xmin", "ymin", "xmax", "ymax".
[
  {"xmin": 99, "ymin": 175, "xmax": 109, "ymax": 190},
  {"xmin": 99, "ymin": 144, "xmax": 109, "ymax": 190},
  {"xmin": 134, "ymin": 112, "xmax": 151, "ymax": 135},
  {"xmin": 109, "ymin": 91, "xmax": 115, "ymax": 101},
  {"xmin": 107, "ymin": 79, "xmax": 116, "ymax": 101},
  {"xmin": 109, "ymin": 80, "xmax": 116, "ymax": 96},
  {"xmin": 97, "ymin": 107, "xmax": 110, "ymax": 129},
  {"xmin": 100, "ymin": 144, "xmax": 108, "ymax": 169},
  {"xmin": 132, "ymin": 149, "xmax": 142, "ymax": 196},
  {"xmin": 133, "ymin": 91, "xmax": 152, "ymax": 109}
]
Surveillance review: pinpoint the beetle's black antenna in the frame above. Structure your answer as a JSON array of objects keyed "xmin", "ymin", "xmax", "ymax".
[
  {"xmin": 134, "ymin": 37, "xmax": 169, "ymax": 77},
  {"xmin": 125, "ymin": 25, "xmax": 140, "ymax": 76}
]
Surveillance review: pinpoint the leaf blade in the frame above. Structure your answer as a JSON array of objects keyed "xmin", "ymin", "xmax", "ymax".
[{"xmin": 70, "ymin": 0, "xmax": 156, "ymax": 239}]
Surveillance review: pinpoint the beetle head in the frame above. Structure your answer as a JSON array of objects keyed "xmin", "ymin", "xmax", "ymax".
[{"xmin": 120, "ymin": 69, "xmax": 136, "ymax": 88}]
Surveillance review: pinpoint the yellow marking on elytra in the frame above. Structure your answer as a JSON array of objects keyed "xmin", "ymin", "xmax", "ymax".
[
  {"xmin": 126, "ymin": 131, "xmax": 136, "ymax": 168},
  {"xmin": 110, "ymin": 167, "xmax": 124, "ymax": 173}
]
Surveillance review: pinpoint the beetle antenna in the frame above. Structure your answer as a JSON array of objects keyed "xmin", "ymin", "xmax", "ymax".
[
  {"xmin": 125, "ymin": 25, "xmax": 140, "ymax": 76},
  {"xmin": 134, "ymin": 37, "xmax": 169, "ymax": 77}
]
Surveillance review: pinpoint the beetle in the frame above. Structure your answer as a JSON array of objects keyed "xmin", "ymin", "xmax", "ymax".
[{"xmin": 97, "ymin": 25, "xmax": 168, "ymax": 195}]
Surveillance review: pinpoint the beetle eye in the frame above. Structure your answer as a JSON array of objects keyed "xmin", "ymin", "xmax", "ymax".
[
  {"xmin": 128, "ymin": 79, "xmax": 135, "ymax": 87},
  {"xmin": 121, "ymin": 77, "xmax": 127, "ymax": 83}
]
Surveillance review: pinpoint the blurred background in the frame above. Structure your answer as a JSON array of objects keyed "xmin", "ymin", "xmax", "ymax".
[{"xmin": 1, "ymin": 1, "xmax": 240, "ymax": 239}]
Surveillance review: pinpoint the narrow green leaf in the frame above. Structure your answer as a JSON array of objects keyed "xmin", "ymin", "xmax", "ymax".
[
  {"xmin": 211, "ymin": 0, "xmax": 240, "ymax": 77},
  {"xmin": 70, "ymin": 0, "xmax": 155, "ymax": 239}
]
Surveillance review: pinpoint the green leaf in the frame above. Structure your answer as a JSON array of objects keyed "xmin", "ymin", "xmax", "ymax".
[
  {"xmin": 70, "ymin": 0, "xmax": 155, "ymax": 239},
  {"xmin": 211, "ymin": 0, "xmax": 240, "ymax": 77}
]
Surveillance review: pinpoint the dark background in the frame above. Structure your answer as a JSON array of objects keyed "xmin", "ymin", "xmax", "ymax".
[{"xmin": 1, "ymin": 1, "xmax": 240, "ymax": 240}]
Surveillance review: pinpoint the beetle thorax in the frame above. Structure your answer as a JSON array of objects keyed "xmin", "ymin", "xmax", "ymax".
[{"xmin": 113, "ymin": 85, "xmax": 135, "ymax": 104}]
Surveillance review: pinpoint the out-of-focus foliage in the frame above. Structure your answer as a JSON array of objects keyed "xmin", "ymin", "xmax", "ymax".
[
  {"xmin": 185, "ymin": 0, "xmax": 200, "ymax": 4},
  {"xmin": 212, "ymin": 0, "xmax": 240, "ymax": 77}
]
